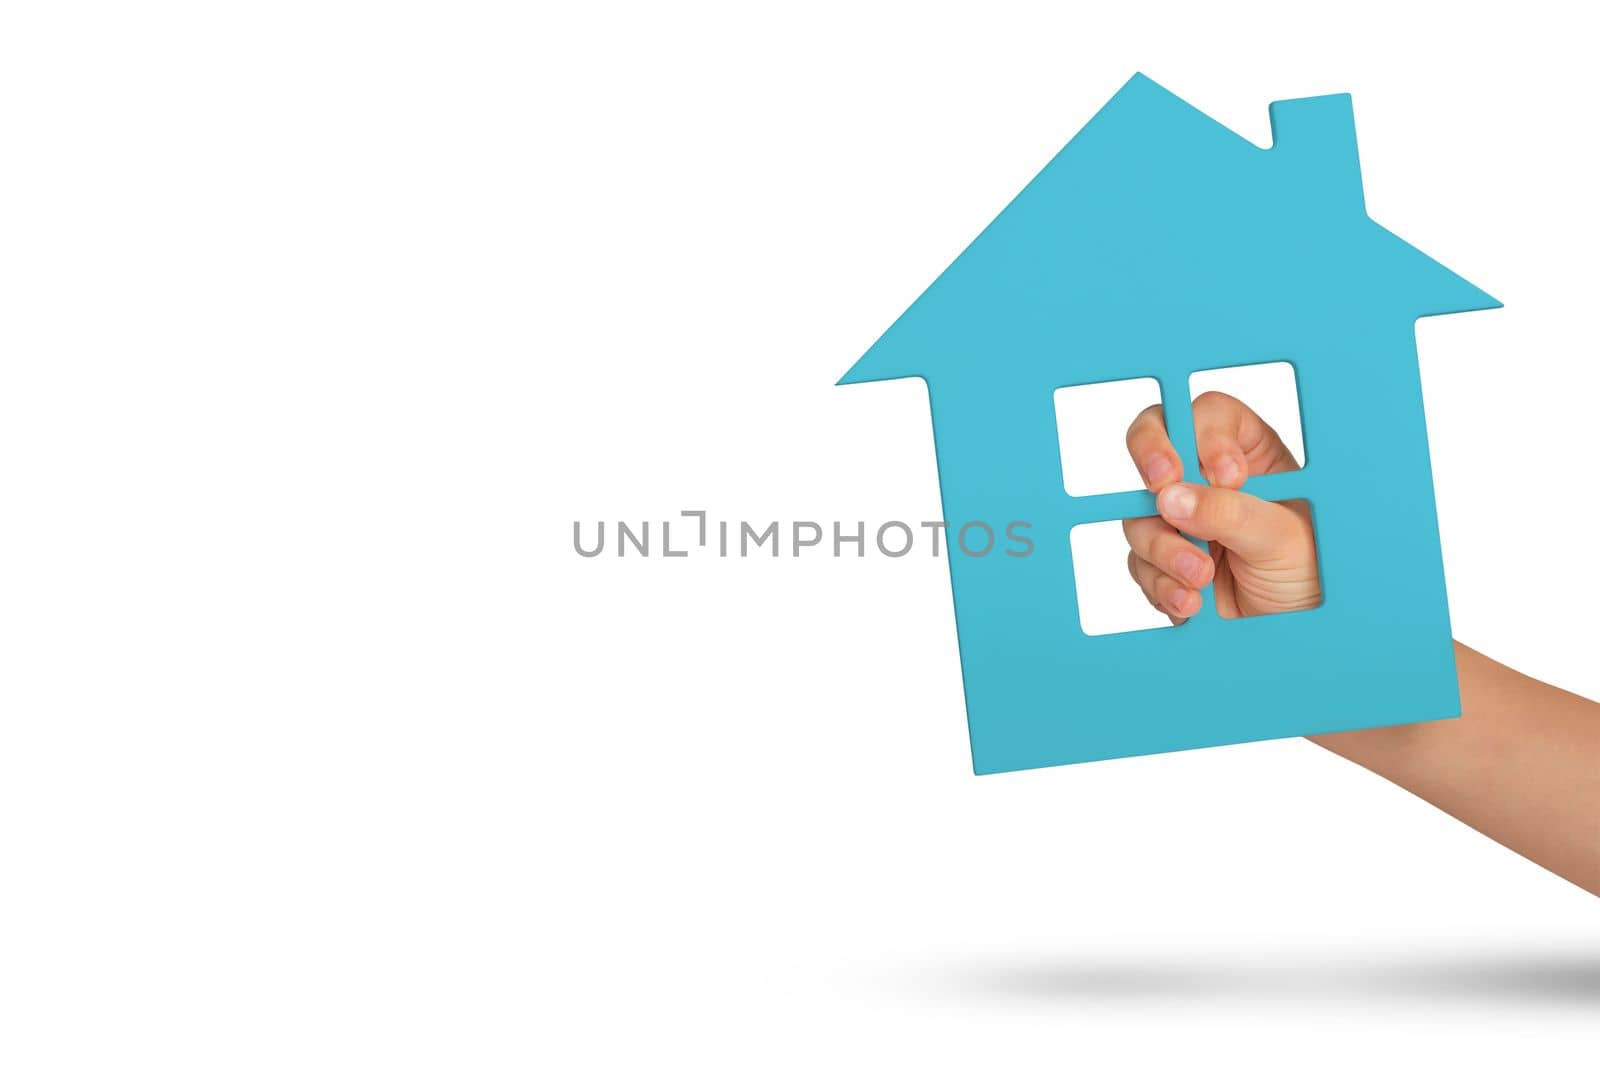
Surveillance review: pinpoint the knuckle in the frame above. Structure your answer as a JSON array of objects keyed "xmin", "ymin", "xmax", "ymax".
[
  {"xmin": 1125, "ymin": 403, "xmax": 1166, "ymax": 444},
  {"xmin": 1192, "ymin": 390, "xmax": 1234, "ymax": 418},
  {"xmin": 1206, "ymin": 490, "xmax": 1246, "ymax": 530},
  {"xmin": 1161, "ymin": 538, "xmax": 1192, "ymax": 574}
]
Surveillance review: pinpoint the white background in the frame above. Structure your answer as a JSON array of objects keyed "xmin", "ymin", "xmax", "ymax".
[{"xmin": 2, "ymin": 2, "xmax": 1597, "ymax": 1064}]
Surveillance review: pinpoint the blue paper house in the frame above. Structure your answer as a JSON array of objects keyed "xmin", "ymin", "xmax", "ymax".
[{"xmin": 839, "ymin": 74, "xmax": 1498, "ymax": 773}]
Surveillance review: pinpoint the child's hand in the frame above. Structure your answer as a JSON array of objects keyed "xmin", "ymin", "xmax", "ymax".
[
  {"xmin": 1121, "ymin": 392, "xmax": 1321, "ymax": 622},
  {"xmin": 1126, "ymin": 394, "xmax": 1600, "ymax": 896}
]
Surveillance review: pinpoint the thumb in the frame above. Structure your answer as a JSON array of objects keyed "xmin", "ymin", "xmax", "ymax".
[{"xmin": 1155, "ymin": 482, "xmax": 1309, "ymax": 564}]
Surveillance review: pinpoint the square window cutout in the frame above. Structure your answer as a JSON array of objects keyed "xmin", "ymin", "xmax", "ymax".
[
  {"xmin": 1054, "ymin": 377, "xmax": 1161, "ymax": 496},
  {"xmin": 1070, "ymin": 501, "xmax": 1323, "ymax": 635},
  {"xmin": 1188, "ymin": 362, "xmax": 1306, "ymax": 471},
  {"xmin": 1069, "ymin": 518, "xmax": 1176, "ymax": 636}
]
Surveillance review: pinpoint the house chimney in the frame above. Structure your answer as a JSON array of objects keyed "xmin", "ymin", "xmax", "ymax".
[{"xmin": 1267, "ymin": 93, "xmax": 1365, "ymax": 215}]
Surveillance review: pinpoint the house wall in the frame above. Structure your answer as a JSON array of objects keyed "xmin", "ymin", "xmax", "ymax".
[{"xmin": 923, "ymin": 322, "xmax": 1461, "ymax": 772}]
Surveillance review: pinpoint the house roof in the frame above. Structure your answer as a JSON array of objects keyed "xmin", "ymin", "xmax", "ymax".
[{"xmin": 839, "ymin": 73, "xmax": 1498, "ymax": 386}]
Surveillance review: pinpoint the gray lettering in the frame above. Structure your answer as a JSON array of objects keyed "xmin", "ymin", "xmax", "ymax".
[
  {"xmin": 741, "ymin": 521, "xmax": 778, "ymax": 557},
  {"xmin": 1004, "ymin": 520, "xmax": 1034, "ymax": 558},
  {"xmin": 681, "ymin": 510, "xmax": 707, "ymax": 547},
  {"xmin": 834, "ymin": 521, "xmax": 865, "ymax": 557},
  {"xmin": 618, "ymin": 520, "xmax": 649, "ymax": 557},
  {"xmin": 573, "ymin": 521, "xmax": 605, "ymax": 558},
  {"xmin": 662, "ymin": 521, "xmax": 688, "ymax": 557},
  {"xmin": 876, "ymin": 521, "xmax": 913, "ymax": 558},
  {"xmin": 957, "ymin": 520, "xmax": 994, "ymax": 557},
  {"xmin": 792, "ymin": 521, "xmax": 823, "ymax": 556}
]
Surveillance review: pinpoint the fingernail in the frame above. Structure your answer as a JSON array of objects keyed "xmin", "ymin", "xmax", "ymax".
[
  {"xmin": 1174, "ymin": 552, "xmax": 1205, "ymax": 584},
  {"xmin": 1166, "ymin": 588, "xmax": 1194, "ymax": 615},
  {"xmin": 1143, "ymin": 454, "xmax": 1174, "ymax": 486},
  {"xmin": 1214, "ymin": 457, "xmax": 1242, "ymax": 486},
  {"xmin": 1158, "ymin": 483, "xmax": 1197, "ymax": 520}
]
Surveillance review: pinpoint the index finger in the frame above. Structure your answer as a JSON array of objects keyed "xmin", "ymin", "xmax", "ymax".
[{"xmin": 1124, "ymin": 403, "xmax": 1183, "ymax": 491}]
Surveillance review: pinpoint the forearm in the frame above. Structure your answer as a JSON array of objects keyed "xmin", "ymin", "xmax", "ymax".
[{"xmin": 1310, "ymin": 642, "xmax": 1600, "ymax": 895}]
